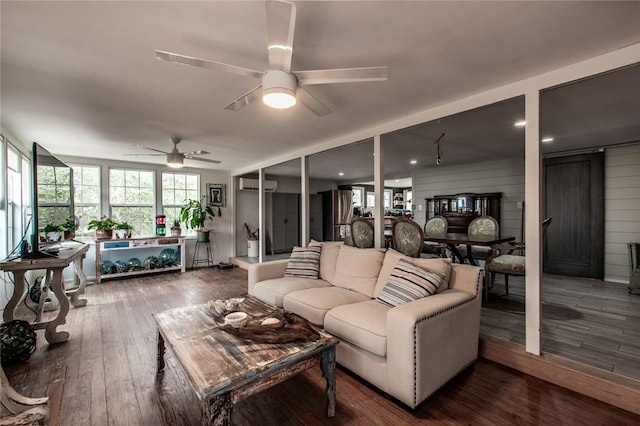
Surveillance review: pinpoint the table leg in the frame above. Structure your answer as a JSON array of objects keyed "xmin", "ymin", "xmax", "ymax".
[
  {"xmin": 157, "ymin": 331, "xmax": 165, "ymax": 373},
  {"xmin": 447, "ymin": 243, "xmax": 465, "ymax": 264},
  {"xmin": 68, "ymin": 255, "xmax": 88, "ymax": 307},
  {"xmin": 3, "ymin": 270, "xmax": 26, "ymax": 323},
  {"xmin": 466, "ymin": 244, "xmax": 478, "ymax": 266},
  {"xmin": 44, "ymin": 268, "xmax": 70, "ymax": 344},
  {"xmin": 320, "ymin": 346, "xmax": 336, "ymax": 417},
  {"xmin": 203, "ymin": 393, "xmax": 232, "ymax": 426}
]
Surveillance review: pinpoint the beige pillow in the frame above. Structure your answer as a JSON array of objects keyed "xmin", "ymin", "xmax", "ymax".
[
  {"xmin": 332, "ymin": 245, "xmax": 385, "ymax": 297},
  {"xmin": 319, "ymin": 241, "xmax": 342, "ymax": 283},
  {"xmin": 373, "ymin": 248, "xmax": 452, "ymax": 297}
]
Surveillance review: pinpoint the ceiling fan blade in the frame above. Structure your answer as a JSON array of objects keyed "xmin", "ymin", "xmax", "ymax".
[
  {"xmin": 265, "ymin": 0, "xmax": 296, "ymax": 73},
  {"xmin": 123, "ymin": 153, "xmax": 165, "ymax": 157},
  {"xmin": 184, "ymin": 150, "xmax": 211, "ymax": 156},
  {"xmin": 135, "ymin": 145, "xmax": 169, "ymax": 154},
  {"xmin": 297, "ymin": 87, "xmax": 332, "ymax": 117},
  {"xmin": 184, "ymin": 155, "xmax": 222, "ymax": 164},
  {"xmin": 224, "ymin": 84, "xmax": 263, "ymax": 111},
  {"xmin": 296, "ymin": 66, "xmax": 389, "ymax": 85},
  {"xmin": 155, "ymin": 50, "xmax": 263, "ymax": 79}
]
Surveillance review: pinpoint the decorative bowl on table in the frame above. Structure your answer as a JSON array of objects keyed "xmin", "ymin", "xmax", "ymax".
[
  {"xmin": 207, "ymin": 297, "xmax": 245, "ymax": 315},
  {"xmin": 224, "ymin": 312, "xmax": 248, "ymax": 328}
]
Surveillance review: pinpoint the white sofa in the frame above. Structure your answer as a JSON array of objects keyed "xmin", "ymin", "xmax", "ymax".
[{"xmin": 248, "ymin": 242, "xmax": 483, "ymax": 409}]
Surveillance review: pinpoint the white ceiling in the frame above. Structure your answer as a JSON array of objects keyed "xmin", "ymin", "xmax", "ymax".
[{"xmin": 2, "ymin": 1, "xmax": 640, "ymax": 180}]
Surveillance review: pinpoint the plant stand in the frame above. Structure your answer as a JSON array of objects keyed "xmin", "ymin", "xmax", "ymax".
[{"xmin": 192, "ymin": 241, "xmax": 214, "ymax": 268}]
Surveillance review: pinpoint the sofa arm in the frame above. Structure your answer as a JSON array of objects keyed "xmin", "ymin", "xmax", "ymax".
[
  {"xmin": 247, "ymin": 259, "xmax": 289, "ymax": 295},
  {"xmin": 386, "ymin": 281, "xmax": 482, "ymax": 408},
  {"xmin": 449, "ymin": 263, "xmax": 483, "ymax": 295}
]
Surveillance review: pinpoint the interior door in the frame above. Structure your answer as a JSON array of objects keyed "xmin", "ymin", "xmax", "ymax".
[{"xmin": 543, "ymin": 152, "xmax": 604, "ymax": 278}]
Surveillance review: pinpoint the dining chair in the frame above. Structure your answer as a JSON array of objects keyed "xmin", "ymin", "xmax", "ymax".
[
  {"xmin": 392, "ymin": 217, "xmax": 424, "ymax": 258},
  {"xmin": 350, "ymin": 218, "xmax": 375, "ymax": 249},
  {"xmin": 484, "ymin": 217, "xmax": 553, "ymax": 301},
  {"xmin": 457, "ymin": 215, "xmax": 499, "ymax": 263},
  {"xmin": 422, "ymin": 216, "xmax": 447, "ymax": 258}
]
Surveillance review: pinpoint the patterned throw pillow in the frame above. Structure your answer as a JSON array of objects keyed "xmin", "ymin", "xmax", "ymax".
[
  {"xmin": 284, "ymin": 242, "xmax": 322, "ymax": 279},
  {"xmin": 377, "ymin": 259, "xmax": 444, "ymax": 307}
]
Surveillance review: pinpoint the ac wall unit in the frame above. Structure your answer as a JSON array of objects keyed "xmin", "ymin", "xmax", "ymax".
[{"xmin": 239, "ymin": 177, "xmax": 278, "ymax": 192}]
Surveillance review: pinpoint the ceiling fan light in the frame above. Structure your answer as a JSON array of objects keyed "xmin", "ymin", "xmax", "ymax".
[
  {"xmin": 167, "ymin": 152, "xmax": 184, "ymax": 168},
  {"xmin": 262, "ymin": 69, "xmax": 297, "ymax": 109}
]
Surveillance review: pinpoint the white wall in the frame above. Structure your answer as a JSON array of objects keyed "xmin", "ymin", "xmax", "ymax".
[
  {"xmin": 412, "ymin": 158, "xmax": 525, "ymax": 241},
  {"xmin": 604, "ymin": 144, "xmax": 640, "ymax": 283}
]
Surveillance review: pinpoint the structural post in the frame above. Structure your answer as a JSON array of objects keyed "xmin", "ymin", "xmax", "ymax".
[
  {"xmin": 373, "ymin": 135, "xmax": 384, "ymax": 248},
  {"xmin": 258, "ymin": 168, "xmax": 265, "ymax": 263},
  {"xmin": 301, "ymin": 156, "xmax": 310, "ymax": 246},
  {"xmin": 525, "ymin": 90, "xmax": 542, "ymax": 355}
]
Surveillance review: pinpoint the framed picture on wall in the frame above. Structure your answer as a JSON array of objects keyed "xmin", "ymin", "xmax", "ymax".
[{"xmin": 207, "ymin": 183, "xmax": 226, "ymax": 207}]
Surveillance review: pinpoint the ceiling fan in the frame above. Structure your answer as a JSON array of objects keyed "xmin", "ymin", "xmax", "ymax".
[
  {"xmin": 155, "ymin": 0, "xmax": 388, "ymax": 116},
  {"xmin": 125, "ymin": 137, "xmax": 222, "ymax": 168}
]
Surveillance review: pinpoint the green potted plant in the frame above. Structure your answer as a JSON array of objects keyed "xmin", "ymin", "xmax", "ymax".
[
  {"xmin": 180, "ymin": 196, "xmax": 222, "ymax": 242},
  {"xmin": 87, "ymin": 215, "xmax": 117, "ymax": 239},
  {"xmin": 42, "ymin": 223, "xmax": 63, "ymax": 242},
  {"xmin": 114, "ymin": 221, "xmax": 134, "ymax": 239},
  {"xmin": 170, "ymin": 218, "xmax": 182, "ymax": 237},
  {"xmin": 60, "ymin": 217, "xmax": 77, "ymax": 240}
]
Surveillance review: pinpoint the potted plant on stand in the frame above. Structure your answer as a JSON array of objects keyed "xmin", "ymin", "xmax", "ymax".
[
  {"xmin": 114, "ymin": 221, "xmax": 134, "ymax": 239},
  {"xmin": 244, "ymin": 223, "xmax": 259, "ymax": 257},
  {"xmin": 170, "ymin": 219, "xmax": 182, "ymax": 237},
  {"xmin": 87, "ymin": 215, "xmax": 117, "ymax": 239},
  {"xmin": 60, "ymin": 217, "xmax": 77, "ymax": 240},
  {"xmin": 180, "ymin": 196, "xmax": 222, "ymax": 242},
  {"xmin": 42, "ymin": 223, "xmax": 63, "ymax": 242}
]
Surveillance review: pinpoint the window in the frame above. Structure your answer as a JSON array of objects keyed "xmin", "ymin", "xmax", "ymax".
[
  {"xmin": 366, "ymin": 192, "xmax": 375, "ymax": 208},
  {"xmin": 71, "ymin": 164, "xmax": 101, "ymax": 234},
  {"xmin": 162, "ymin": 172, "xmax": 199, "ymax": 236},
  {"xmin": 109, "ymin": 168, "xmax": 154, "ymax": 237},
  {"xmin": 37, "ymin": 163, "xmax": 72, "ymax": 228},
  {"xmin": 384, "ymin": 189, "xmax": 393, "ymax": 209},
  {"xmin": 3, "ymin": 140, "xmax": 30, "ymax": 258},
  {"xmin": 352, "ymin": 186, "xmax": 364, "ymax": 208}
]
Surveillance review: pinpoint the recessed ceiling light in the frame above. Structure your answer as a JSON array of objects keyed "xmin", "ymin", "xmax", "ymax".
[
  {"xmin": 541, "ymin": 137, "xmax": 555, "ymax": 143},
  {"xmin": 514, "ymin": 120, "xmax": 527, "ymax": 127},
  {"xmin": 338, "ymin": 172, "xmax": 344, "ymax": 176},
  {"xmin": 410, "ymin": 159, "xmax": 417, "ymax": 165}
]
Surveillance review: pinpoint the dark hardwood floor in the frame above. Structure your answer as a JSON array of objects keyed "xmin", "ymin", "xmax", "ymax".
[
  {"xmin": 4, "ymin": 267, "xmax": 640, "ymax": 425},
  {"xmin": 481, "ymin": 273, "xmax": 640, "ymax": 380}
]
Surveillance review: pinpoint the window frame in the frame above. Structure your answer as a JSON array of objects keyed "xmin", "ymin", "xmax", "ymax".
[
  {"xmin": 70, "ymin": 164, "xmax": 101, "ymax": 235},
  {"xmin": 108, "ymin": 167, "xmax": 156, "ymax": 237},
  {"xmin": 161, "ymin": 171, "xmax": 200, "ymax": 237}
]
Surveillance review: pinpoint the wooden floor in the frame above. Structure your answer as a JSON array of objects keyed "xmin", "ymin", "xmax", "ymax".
[
  {"xmin": 481, "ymin": 274, "xmax": 640, "ymax": 380},
  {"xmin": 4, "ymin": 267, "xmax": 640, "ymax": 425}
]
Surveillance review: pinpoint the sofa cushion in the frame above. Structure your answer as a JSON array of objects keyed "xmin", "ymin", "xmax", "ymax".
[
  {"xmin": 254, "ymin": 277, "xmax": 331, "ymax": 307},
  {"xmin": 374, "ymin": 249, "xmax": 452, "ymax": 297},
  {"xmin": 377, "ymin": 259, "xmax": 444, "ymax": 307},
  {"xmin": 331, "ymin": 245, "xmax": 385, "ymax": 297},
  {"xmin": 284, "ymin": 241, "xmax": 322, "ymax": 279},
  {"xmin": 283, "ymin": 287, "xmax": 371, "ymax": 326},
  {"xmin": 325, "ymin": 300, "xmax": 390, "ymax": 357},
  {"xmin": 319, "ymin": 241, "xmax": 342, "ymax": 283}
]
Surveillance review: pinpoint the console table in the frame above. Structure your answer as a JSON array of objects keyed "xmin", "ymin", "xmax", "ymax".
[{"xmin": 0, "ymin": 243, "xmax": 89, "ymax": 344}]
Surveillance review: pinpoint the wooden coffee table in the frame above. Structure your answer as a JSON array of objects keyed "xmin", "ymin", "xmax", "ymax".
[{"xmin": 154, "ymin": 295, "xmax": 339, "ymax": 425}]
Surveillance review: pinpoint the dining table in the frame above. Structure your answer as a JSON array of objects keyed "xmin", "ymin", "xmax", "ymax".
[{"xmin": 424, "ymin": 233, "xmax": 516, "ymax": 266}]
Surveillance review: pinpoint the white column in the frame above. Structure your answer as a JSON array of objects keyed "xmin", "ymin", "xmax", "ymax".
[
  {"xmin": 374, "ymin": 135, "xmax": 384, "ymax": 248},
  {"xmin": 301, "ymin": 156, "xmax": 310, "ymax": 246},
  {"xmin": 525, "ymin": 90, "xmax": 542, "ymax": 355},
  {"xmin": 258, "ymin": 169, "xmax": 265, "ymax": 263}
]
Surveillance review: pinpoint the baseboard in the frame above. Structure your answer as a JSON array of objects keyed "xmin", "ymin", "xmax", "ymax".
[{"xmin": 479, "ymin": 334, "xmax": 640, "ymax": 416}]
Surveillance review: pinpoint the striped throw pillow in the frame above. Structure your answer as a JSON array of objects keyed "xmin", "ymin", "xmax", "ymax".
[
  {"xmin": 284, "ymin": 242, "xmax": 322, "ymax": 279},
  {"xmin": 376, "ymin": 259, "xmax": 444, "ymax": 307}
]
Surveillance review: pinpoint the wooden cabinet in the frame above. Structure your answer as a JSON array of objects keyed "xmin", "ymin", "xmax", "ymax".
[
  {"xmin": 95, "ymin": 236, "xmax": 185, "ymax": 283},
  {"xmin": 425, "ymin": 192, "xmax": 501, "ymax": 233}
]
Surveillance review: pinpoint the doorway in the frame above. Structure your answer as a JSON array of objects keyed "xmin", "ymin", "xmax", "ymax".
[{"xmin": 543, "ymin": 152, "xmax": 604, "ymax": 278}]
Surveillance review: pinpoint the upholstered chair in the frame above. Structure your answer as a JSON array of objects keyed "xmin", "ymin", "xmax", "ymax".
[
  {"xmin": 484, "ymin": 217, "xmax": 552, "ymax": 301},
  {"xmin": 422, "ymin": 216, "xmax": 447, "ymax": 258},
  {"xmin": 350, "ymin": 218, "xmax": 375, "ymax": 249},
  {"xmin": 628, "ymin": 242, "xmax": 640, "ymax": 295},
  {"xmin": 391, "ymin": 217, "xmax": 424, "ymax": 258},
  {"xmin": 457, "ymin": 215, "xmax": 499, "ymax": 263}
]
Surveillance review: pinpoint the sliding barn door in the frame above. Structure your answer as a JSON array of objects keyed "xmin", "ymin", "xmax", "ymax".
[{"xmin": 544, "ymin": 152, "xmax": 604, "ymax": 279}]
